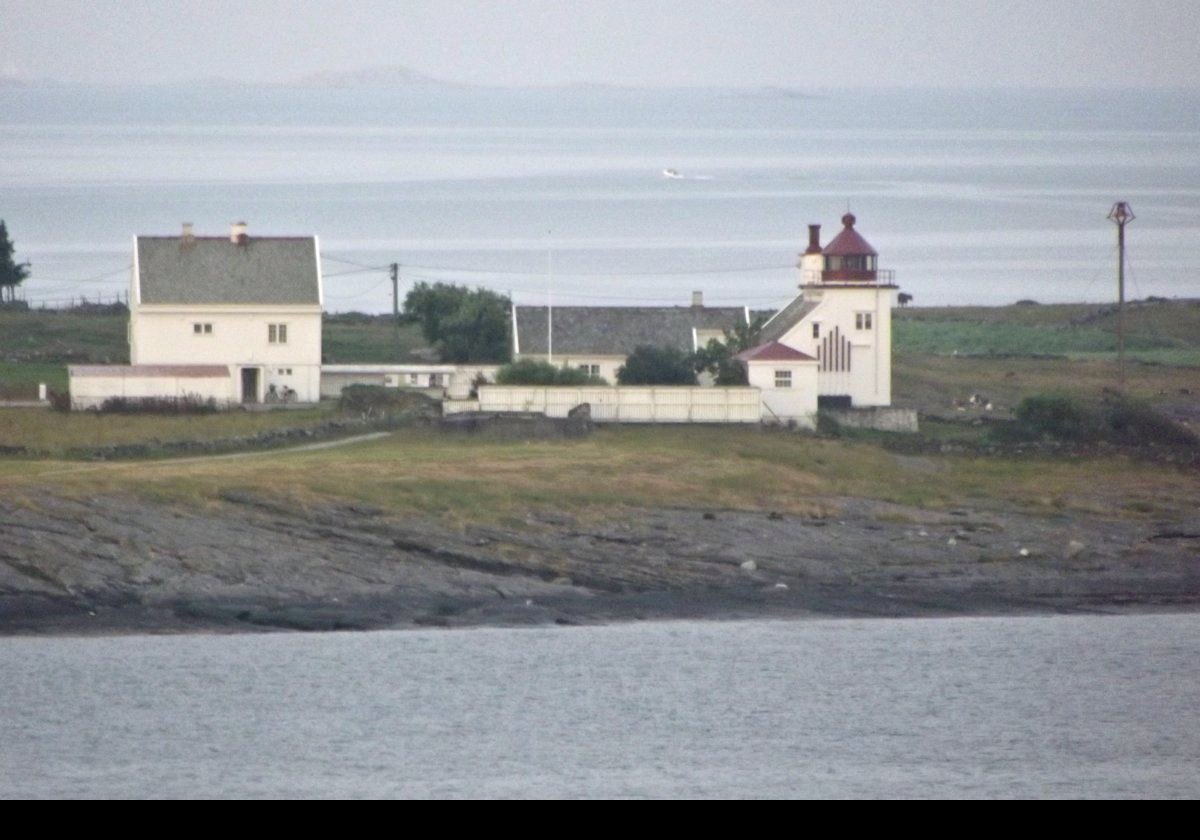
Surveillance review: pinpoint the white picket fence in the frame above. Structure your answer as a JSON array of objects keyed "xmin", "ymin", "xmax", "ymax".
[{"xmin": 475, "ymin": 386, "xmax": 762, "ymax": 423}]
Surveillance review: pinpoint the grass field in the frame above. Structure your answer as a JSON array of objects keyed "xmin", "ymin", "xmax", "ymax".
[
  {"xmin": 893, "ymin": 299, "xmax": 1200, "ymax": 363},
  {"xmin": 2, "ymin": 426, "xmax": 1195, "ymax": 527},
  {"xmin": 0, "ymin": 404, "xmax": 337, "ymax": 455}
]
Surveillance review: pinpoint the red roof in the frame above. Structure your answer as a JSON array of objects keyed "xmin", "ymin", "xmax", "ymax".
[
  {"xmin": 822, "ymin": 213, "xmax": 878, "ymax": 257},
  {"xmin": 69, "ymin": 365, "xmax": 231, "ymax": 378},
  {"xmin": 734, "ymin": 341, "xmax": 816, "ymax": 363}
]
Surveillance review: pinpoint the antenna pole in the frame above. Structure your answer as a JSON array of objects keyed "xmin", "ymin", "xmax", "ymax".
[
  {"xmin": 547, "ymin": 233, "xmax": 553, "ymax": 365},
  {"xmin": 390, "ymin": 262, "xmax": 401, "ymax": 359},
  {"xmin": 1107, "ymin": 202, "xmax": 1134, "ymax": 390}
]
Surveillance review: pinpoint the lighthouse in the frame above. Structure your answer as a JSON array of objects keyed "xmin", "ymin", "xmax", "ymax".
[{"xmin": 758, "ymin": 213, "xmax": 897, "ymax": 407}]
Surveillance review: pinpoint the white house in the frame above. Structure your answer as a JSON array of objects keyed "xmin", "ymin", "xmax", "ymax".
[{"xmin": 70, "ymin": 222, "xmax": 324, "ymax": 408}]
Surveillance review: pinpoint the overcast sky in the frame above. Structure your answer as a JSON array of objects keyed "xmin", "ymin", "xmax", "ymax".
[{"xmin": 1, "ymin": 0, "xmax": 1197, "ymax": 88}]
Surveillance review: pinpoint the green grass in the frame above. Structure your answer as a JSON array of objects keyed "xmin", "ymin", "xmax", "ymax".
[
  {"xmin": 0, "ymin": 363, "xmax": 67, "ymax": 395},
  {"xmin": 322, "ymin": 316, "xmax": 429, "ymax": 363},
  {"xmin": 0, "ymin": 404, "xmax": 337, "ymax": 455},
  {"xmin": 3, "ymin": 425, "xmax": 1195, "ymax": 526},
  {"xmin": 0, "ymin": 310, "xmax": 129, "ymax": 364},
  {"xmin": 894, "ymin": 299, "xmax": 1200, "ymax": 361}
]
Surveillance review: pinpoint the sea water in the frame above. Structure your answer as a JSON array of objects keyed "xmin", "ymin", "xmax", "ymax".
[
  {"xmin": 2, "ymin": 85, "xmax": 1198, "ymax": 310},
  {"xmin": 2, "ymin": 614, "xmax": 1198, "ymax": 798}
]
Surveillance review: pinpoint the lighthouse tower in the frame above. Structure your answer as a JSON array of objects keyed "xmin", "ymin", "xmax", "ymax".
[{"xmin": 759, "ymin": 213, "xmax": 897, "ymax": 407}]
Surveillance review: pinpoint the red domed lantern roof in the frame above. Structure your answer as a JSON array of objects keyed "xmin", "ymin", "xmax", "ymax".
[{"xmin": 822, "ymin": 213, "xmax": 878, "ymax": 258}]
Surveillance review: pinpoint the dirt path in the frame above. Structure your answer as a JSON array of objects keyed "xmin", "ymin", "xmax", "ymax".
[{"xmin": 26, "ymin": 431, "xmax": 395, "ymax": 478}]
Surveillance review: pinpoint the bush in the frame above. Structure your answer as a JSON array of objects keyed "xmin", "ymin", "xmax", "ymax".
[
  {"xmin": 1012, "ymin": 394, "xmax": 1102, "ymax": 442},
  {"xmin": 1004, "ymin": 392, "xmax": 1198, "ymax": 447},
  {"xmin": 1103, "ymin": 393, "xmax": 1198, "ymax": 446},
  {"xmin": 338, "ymin": 385, "xmax": 440, "ymax": 417},
  {"xmin": 47, "ymin": 388, "xmax": 71, "ymax": 412},
  {"xmin": 495, "ymin": 359, "xmax": 606, "ymax": 386},
  {"xmin": 98, "ymin": 395, "xmax": 219, "ymax": 414},
  {"xmin": 616, "ymin": 346, "xmax": 697, "ymax": 386}
]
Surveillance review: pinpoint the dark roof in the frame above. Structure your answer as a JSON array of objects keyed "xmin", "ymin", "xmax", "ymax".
[
  {"xmin": 734, "ymin": 341, "xmax": 815, "ymax": 363},
  {"xmin": 757, "ymin": 296, "xmax": 819, "ymax": 345},
  {"xmin": 822, "ymin": 213, "xmax": 878, "ymax": 257},
  {"xmin": 515, "ymin": 306, "xmax": 746, "ymax": 356},
  {"xmin": 69, "ymin": 365, "xmax": 230, "ymax": 378},
  {"xmin": 136, "ymin": 236, "xmax": 321, "ymax": 305}
]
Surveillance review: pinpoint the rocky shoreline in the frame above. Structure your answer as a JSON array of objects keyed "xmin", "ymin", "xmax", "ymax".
[{"xmin": 2, "ymin": 489, "xmax": 1198, "ymax": 636}]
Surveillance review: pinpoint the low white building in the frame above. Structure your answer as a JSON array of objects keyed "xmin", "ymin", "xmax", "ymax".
[
  {"xmin": 321, "ymin": 363, "xmax": 501, "ymax": 401},
  {"xmin": 510, "ymin": 294, "xmax": 749, "ymax": 385},
  {"xmin": 70, "ymin": 222, "xmax": 324, "ymax": 408}
]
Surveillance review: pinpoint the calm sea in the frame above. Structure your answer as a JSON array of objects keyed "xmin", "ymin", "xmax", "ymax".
[
  {"xmin": 2, "ymin": 614, "xmax": 1198, "ymax": 798},
  {"xmin": 1, "ymin": 85, "xmax": 1198, "ymax": 311}
]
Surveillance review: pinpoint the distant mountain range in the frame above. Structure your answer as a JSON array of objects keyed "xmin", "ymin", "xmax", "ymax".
[{"xmin": 284, "ymin": 65, "xmax": 456, "ymax": 89}]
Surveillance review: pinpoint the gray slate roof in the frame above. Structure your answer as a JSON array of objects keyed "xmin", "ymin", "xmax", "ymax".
[
  {"xmin": 757, "ymin": 296, "xmax": 819, "ymax": 345},
  {"xmin": 515, "ymin": 306, "xmax": 747, "ymax": 356},
  {"xmin": 136, "ymin": 237, "xmax": 320, "ymax": 305}
]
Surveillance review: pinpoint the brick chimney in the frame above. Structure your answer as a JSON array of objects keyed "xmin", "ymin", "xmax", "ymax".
[{"xmin": 805, "ymin": 224, "xmax": 822, "ymax": 255}]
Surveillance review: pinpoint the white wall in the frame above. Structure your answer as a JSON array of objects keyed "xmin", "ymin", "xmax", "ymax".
[
  {"xmin": 745, "ymin": 361, "xmax": 818, "ymax": 428},
  {"xmin": 780, "ymin": 285, "xmax": 893, "ymax": 407},
  {"xmin": 130, "ymin": 305, "xmax": 322, "ymax": 401},
  {"xmin": 478, "ymin": 386, "xmax": 761, "ymax": 423},
  {"xmin": 69, "ymin": 370, "xmax": 234, "ymax": 410}
]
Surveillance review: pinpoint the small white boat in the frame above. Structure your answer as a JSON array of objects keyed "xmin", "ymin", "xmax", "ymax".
[{"xmin": 662, "ymin": 168, "xmax": 683, "ymax": 179}]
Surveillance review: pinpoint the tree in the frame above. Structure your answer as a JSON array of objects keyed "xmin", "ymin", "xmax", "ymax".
[
  {"xmin": 0, "ymin": 220, "xmax": 31, "ymax": 304},
  {"xmin": 897, "ymin": 292, "xmax": 913, "ymax": 307},
  {"xmin": 692, "ymin": 314, "xmax": 767, "ymax": 386},
  {"xmin": 616, "ymin": 345, "xmax": 697, "ymax": 385},
  {"xmin": 403, "ymin": 281, "xmax": 511, "ymax": 363}
]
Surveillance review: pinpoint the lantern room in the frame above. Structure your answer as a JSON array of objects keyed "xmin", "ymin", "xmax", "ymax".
[{"xmin": 821, "ymin": 213, "xmax": 879, "ymax": 281}]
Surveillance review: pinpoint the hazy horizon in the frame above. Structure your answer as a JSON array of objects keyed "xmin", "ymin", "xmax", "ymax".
[{"xmin": 1, "ymin": 0, "xmax": 1197, "ymax": 90}]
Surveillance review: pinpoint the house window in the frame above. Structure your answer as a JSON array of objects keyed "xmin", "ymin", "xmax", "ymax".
[
  {"xmin": 812, "ymin": 323, "xmax": 820, "ymax": 339},
  {"xmin": 409, "ymin": 373, "xmax": 419, "ymax": 385},
  {"xmin": 277, "ymin": 368, "xmax": 292, "ymax": 376},
  {"xmin": 855, "ymin": 312, "xmax": 873, "ymax": 331},
  {"xmin": 268, "ymin": 323, "xmax": 288, "ymax": 344},
  {"xmin": 193, "ymin": 322, "xmax": 213, "ymax": 335},
  {"xmin": 774, "ymin": 370, "xmax": 792, "ymax": 388},
  {"xmin": 578, "ymin": 364, "xmax": 600, "ymax": 376}
]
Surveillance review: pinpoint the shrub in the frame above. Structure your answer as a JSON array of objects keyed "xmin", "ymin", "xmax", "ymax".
[
  {"xmin": 495, "ymin": 360, "xmax": 606, "ymax": 386},
  {"xmin": 338, "ymin": 385, "xmax": 439, "ymax": 417},
  {"xmin": 98, "ymin": 395, "xmax": 219, "ymax": 414},
  {"xmin": 616, "ymin": 346, "xmax": 697, "ymax": 386},
  {"xmin": 1012, "ymin": 394, "xmax": 1101, "ymax": 442},
  {"xmin": 1103, "ymin": 394, "xmax": 1198, "ymax": 446},
  {"xmin": 1004, "ymin": 392, "xmax": 1198, "ymax": 447},
  {"xmin": 47, "ymin": 388, "xmax": 71, "ymax": 412}
]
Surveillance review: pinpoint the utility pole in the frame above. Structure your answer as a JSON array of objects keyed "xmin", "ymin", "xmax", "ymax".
[
  {"xmin": 1107, "ymin": 202, "xmax": 1134, "ymax": 390},
  {"xmin": 390, "ymin": 262, "xmax": 401, "ymax": 359}
]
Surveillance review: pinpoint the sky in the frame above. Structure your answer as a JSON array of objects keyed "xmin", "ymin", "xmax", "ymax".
[{"xmin": 1, "ymin": 0, "xmax": 1197, "ymax": 89}]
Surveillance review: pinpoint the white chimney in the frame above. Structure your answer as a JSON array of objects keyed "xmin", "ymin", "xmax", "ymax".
[
  {"xmin": 692, "ymin": 290, "xmax": 704, "ymax": 308},
  {"xmin": 230, "ymin": 221, "xmax": 247, "ymax": 244},
  {"xmin": 181, "ymin": 222, "xmax": 195, "ymax": 243}
]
